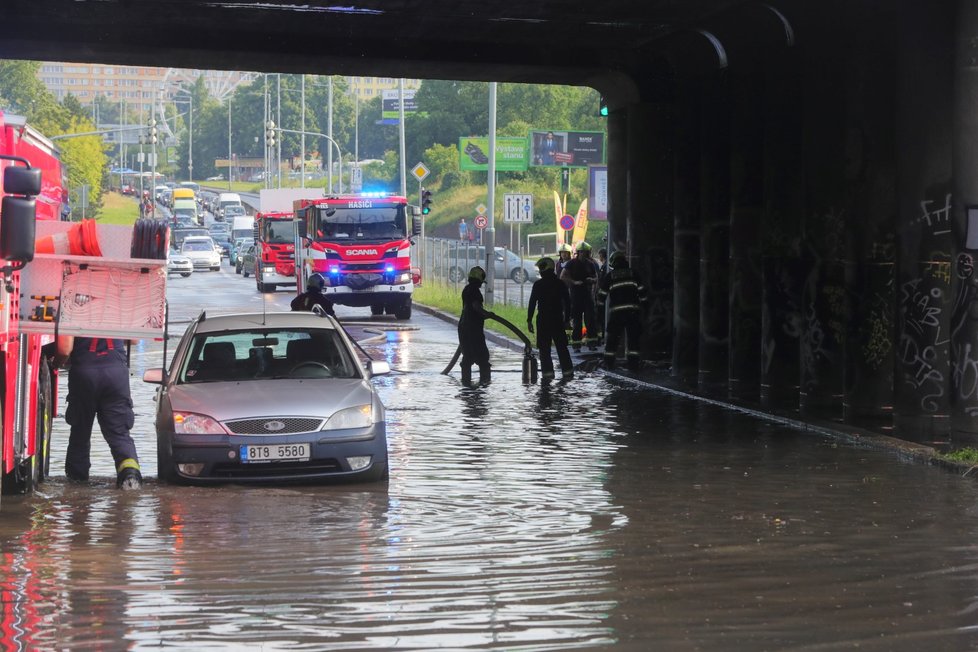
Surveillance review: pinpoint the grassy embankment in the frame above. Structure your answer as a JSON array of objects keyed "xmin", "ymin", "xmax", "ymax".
[
  {"xmin": 413, "ymin": 280, "xmax": 532, "ymax": 343},
  {"xmin": 96, "ymin": 191, "xmax": 140, "ymax": 226}
]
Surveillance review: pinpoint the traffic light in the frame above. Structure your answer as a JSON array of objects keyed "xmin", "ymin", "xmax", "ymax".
[
  {"xmin": 421, "ymin": 188, "xmax": 433, "ymax": 215},
  {"xmin": 148, "ymin": 119, "xmax": 158, "ymax": 144},
  {"xmin": 265, "ymin": 120, "xmax": 276, "ymax": 148},
  {"xmin": 599, "ymin": 95, "xmax": 609, "ymax": 117}
]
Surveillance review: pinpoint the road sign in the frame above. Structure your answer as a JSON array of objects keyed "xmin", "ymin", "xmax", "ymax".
[
  {"xmin": 559, "ymin": 213, "xmax": 575, "ymax": 230},
  {"xmin": 474, "ymin": 214, "xmax": 489, "ymax": 229},
  {"xmin": 504, "ymin": 193, "xmax": 533, "ymax": 223},
  {"xmin": 411, "ymin": 162, "xmax": 430, "ymax": 182},
  {"xmin": 351, "ymin": 166, "xmax": 363, "ymax": 193},
  {"xmin": 476, "ymin": 203, "xmax": 487, "ymax": 216}
]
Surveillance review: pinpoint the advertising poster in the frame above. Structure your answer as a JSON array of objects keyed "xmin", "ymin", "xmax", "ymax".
[
  {"xmin": 380, "ymin": 89, "xmax": 418, "ymax": 123},
  {"xmin": 588, "ymin": 165, "xmax": 608, "ymax": 220},
  {"xmin": 529, "ymin": 130, "xmax": 605, "ymax": 168},
  {"xmin": 458, "ymin": 137, "xmax": 529, "ymax": 172}
]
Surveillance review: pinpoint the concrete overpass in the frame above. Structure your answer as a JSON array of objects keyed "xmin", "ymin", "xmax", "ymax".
[{"xmin": 2, "ymin": 1, "xmax": 977, "ymax": 440}]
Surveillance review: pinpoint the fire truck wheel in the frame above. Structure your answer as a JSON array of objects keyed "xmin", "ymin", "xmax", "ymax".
[
  {"xmin": 394, "ymin": 299, "xmax": 412, "ymax": 320},
  {"xmin": 370, "ymin": 304, "xmax": 384, "ymax": 316},
  {"xmin": 243, "ymin": 267, "xmax": 250, "ymax": 278},
  {"xmin": 257, "ymin": 281, "xmax": 266, "ymax": 292}
]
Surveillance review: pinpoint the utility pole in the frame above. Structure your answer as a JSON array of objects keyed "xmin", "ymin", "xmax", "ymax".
[
  {"xmin": 300, "ymin": 74, "xmax": 306, "ymax": 189},
  {"xmin": 398, "ymin": 78, "xmax": 406, "ymax": 197},
  {"xmin": 277, "ymin": 73, "xmax": 282, "ymax": 188},
  {"xmin": 485, "ymin": 82, "xmax": 498, "ymax": 307},
  {"xmin": 227, "ymin": 95, "xmax": 232, "ymax": 190}
]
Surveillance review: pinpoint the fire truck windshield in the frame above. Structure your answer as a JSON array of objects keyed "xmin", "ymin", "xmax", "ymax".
[
  {"xmin": 315, "ymin": 206, "xmax": 406, "ymax": 242},
  {"xmin": 264, "ymin": 220, "xmax": 295, "ymax": 244}
]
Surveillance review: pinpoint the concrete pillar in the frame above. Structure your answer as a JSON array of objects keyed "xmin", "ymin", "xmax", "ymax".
[
  {"xmin": 698, "ymin": 76, "xmax": 731, "ymax": 388},
  {"xmin": 672, "ymin": 82, "xmax": 701, "ymax": 381},
  {"xmin": 950, "ymin": 0, "xmax": 978, "ymax": 438},
  {"xmin": 727, "ymin": 68, "xmax": 764, "ymax": 400},
  {"xmin": 759, "ymin": 51, "xmax": 805, "ymax": 410},
  {"xmin": 606, "ymin": 109, "xmax": 628, "ymax": 257},
  {"xmin": 894, "ymin": 1, "xmax": 954, "ymax": 438},
  {"xmin": 842, "ymin": 7, "xmax": 898, "ymax": 425},
  {"xmin": 798, "ymin": 14, "xmax": 848, "ymax": 419},
  {"xmin": 627, "ymin": 102, "xmax": 674, "ymax": 360}
]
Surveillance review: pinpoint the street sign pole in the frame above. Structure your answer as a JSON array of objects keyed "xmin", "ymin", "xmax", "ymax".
[{"xmin": 485, "ymin": 82, "xmax": 497, "ymax": 308}]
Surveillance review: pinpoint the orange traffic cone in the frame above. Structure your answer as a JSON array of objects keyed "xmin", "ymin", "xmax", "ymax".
[{"xmin": 36, "ymin": 219, "xmax": 102, "ymax": 256}]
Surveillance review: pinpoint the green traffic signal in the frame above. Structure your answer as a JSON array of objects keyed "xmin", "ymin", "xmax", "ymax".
[
  {"xmin": 421, "ymin": 189, "xmax": 433, "ymax": 215},
  {"xmin": 599, "ymin": 95, "xmax": 609, "ymax": 117}
]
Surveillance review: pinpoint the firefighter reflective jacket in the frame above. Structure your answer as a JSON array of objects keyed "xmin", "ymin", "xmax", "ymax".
[{"xmin": 597, "ymin": 266, "xmax": 648, "ymax": 313}]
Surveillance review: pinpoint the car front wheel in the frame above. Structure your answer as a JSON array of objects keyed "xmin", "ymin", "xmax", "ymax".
[{"xmin": 511, "ymin": 268, "xmax": 527, "ymax": 284}]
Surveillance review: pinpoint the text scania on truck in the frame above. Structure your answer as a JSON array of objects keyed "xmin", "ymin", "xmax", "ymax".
[
  {"xmin": 0, "ymin": 112, "xmax": 168, "ymax": 506},
  {"xmin": 294, "ymin": 194, "xmax": 421, "ymax": 320}
]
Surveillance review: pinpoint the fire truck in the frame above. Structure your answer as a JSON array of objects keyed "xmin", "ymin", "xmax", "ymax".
[
  {"xmin": 293, "ymin": 193, "xmax": 421, "ymax": 320},
  {"xmin": 253, "ymin": 211, "xmax": 296, "ymax": 292},
  {"xmin": 0, "ymin": 112, "xmax": 167, "ymax": 504}
]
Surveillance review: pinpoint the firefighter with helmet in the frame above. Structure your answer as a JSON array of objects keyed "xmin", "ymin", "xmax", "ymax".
[
  {"xmin": 560, "ymin": 241, "xmax": 599, "ymax": 351},
  {"xmin": 597, "ymin": 251, "xmax": 648, "ymax": 370},
  {"xmin": 291, "ymin": 272, "xmax": 336, "ymax": 316},
  {"xmin": 527, "ymin": 256, "xmax": 574, "ymax": 380},
  {"xmin": 458, "ymin": 266, "xmax": 496, "ymax": 386},
  {"xmin": 556, "ymin": 242, "xmax": 574, "ymax": 280}
]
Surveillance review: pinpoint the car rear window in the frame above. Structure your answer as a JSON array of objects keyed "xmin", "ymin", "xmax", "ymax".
[{"xmin": 180, "ymin": 328, "xmax": 359, "ymax": 382}]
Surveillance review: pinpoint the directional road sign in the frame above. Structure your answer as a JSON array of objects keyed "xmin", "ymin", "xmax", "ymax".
[{"xmin": 504, "ymin": 193, "xmax": 533, "ymax": 223}]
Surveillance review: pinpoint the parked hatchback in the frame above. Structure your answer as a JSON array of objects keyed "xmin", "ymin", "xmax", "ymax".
[
  {"xmin": 446, "ymin": 245, "xmax": 540, "ymax": 284},
  {"xmin": 142, "ymin": 311, "xmax": 390, "ymax": 484}
]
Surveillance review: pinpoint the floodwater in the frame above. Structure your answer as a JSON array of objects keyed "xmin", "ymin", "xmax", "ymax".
[{"xmin": 4, "ymin": 270, "xmax": 978, "ymax": 650}]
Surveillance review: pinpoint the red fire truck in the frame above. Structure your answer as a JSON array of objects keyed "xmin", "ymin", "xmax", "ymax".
[
  {"xmin": 253, "ymin": 211, "xmax": 296, "ymax": 292},
  {"xmin": 293, "ymin": 193, "xmax": 421, "ymax": 319},
  {"xmin": 0, "ymin": 112, "xmax": 167, "ymax": 503}
]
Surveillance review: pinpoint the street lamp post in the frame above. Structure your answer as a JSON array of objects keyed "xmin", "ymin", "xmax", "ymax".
[
  {"xmin": 277, "ymin": 128, "xmax": 344, "ymax": 194},
  {"xmin": 227, "ymin": 96, "xmax": 233, "ymax": 190},
  {"xmin": 173, "ymin": 92, "xmax": 194, "ymax": 182}
]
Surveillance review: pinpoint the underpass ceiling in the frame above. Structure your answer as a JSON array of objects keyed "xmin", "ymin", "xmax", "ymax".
[{"xmin": 0, "ymin": 0, "xmax": 751, "ymax": 96}]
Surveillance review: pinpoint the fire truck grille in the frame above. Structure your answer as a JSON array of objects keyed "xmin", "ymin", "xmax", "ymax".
[
  {"xmin": 224, "ymin": 417, "xmax": 324, "ymax": 435},
  {"xmin": 342, "ymin": 264, "xmax": 383, "ymax": 272}
]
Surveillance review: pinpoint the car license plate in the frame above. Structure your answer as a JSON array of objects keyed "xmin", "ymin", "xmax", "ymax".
[{"xmin": 240, "ymin": 443, "xmax": 310, "ymax": 463}]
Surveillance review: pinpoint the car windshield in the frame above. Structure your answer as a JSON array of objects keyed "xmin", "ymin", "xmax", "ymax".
[
  {"xmin": 224, "ymin": 206, "xmax": 245, "ymax": 216},
  {"xmin": 179, "ymin": 328, "xmax": 359, "ymax": 382},
  {"xmin": 183, "ymin": 240, "xmax": 213, "ymax": 252},
  {"xmin": 264, "ymin": 220, "xmax": 295, "ymax": 244},
  {"xmin": 314, "ymin": 206, "xmax": 406, "ymax": 242}
]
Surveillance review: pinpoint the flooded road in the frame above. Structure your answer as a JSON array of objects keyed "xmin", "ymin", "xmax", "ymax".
[{"xmin": 4, "ymin": 267, "xmax": 978, "ymax": 650}]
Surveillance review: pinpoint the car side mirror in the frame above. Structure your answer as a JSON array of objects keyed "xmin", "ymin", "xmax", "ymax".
[
  {"xmin": 142, "ymin": 368, "xmax": 164, "ymax": 384},
  {"xmin": 412, "ymin": 215, "xmax": 422, "ymax": 237},
  {"xmin": 368, "ymin": 360, "xmax": 390, "ymax": 376},
  {"xmin": 296, "ymin": 221, "xmax": 307, "ymax": 238},
  {"xmin": 0, "ymin": 165, "xmax": 41, "ymax": 265}
]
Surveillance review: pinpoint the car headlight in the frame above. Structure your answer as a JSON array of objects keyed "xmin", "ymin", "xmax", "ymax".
[
  {"xmin": 263, "ymin": 266, "xmax": 275, "ymax": 274},
  {"xmin": 322, "ymin": 404, "xmax": 373, "ymax": 431},
  {"xmin": 173, "ymin": 411, "xmax": 227, "ymax": 435},
  {"xmin": 395, "ymin": 272, "xmax": 411, "ymax": 284}
]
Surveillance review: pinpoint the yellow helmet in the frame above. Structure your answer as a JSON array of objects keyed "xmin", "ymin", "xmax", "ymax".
[
  {"xmin": 576, "ymin": 241, "xmax": 592, "ymax": 253},
  {"xmin": 468, "ymin": 266, "xmax": 486, "ymax": 282},
  {"xmin": 535, "ymin": 257, "xmax": 555, "ymax": 272},
  {"xmin": 558, "ymin": 243, "xmax": 573, "ymax": 253}
]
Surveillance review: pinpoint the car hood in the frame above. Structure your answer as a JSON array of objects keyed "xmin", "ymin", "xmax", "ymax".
[{"xmin": 168, "ymin": 377, "xmax": 374, "ymax": 421}]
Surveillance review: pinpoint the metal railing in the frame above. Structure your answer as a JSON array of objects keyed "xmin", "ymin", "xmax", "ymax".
[{"xmin": 412, "ymin": 237, "xmax": 535, "ymax": 308}]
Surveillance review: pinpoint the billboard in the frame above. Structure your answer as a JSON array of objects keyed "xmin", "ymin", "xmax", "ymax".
[
  {"xmin": 380, "ymin": 89, "xmax": 419, "ymax": 123},
  {"xmin": 588, "ymin": 165, "xmax": 608, "ymax": 220},
  {"xmin": 529, "ymin": 130, "xmax": 605, "ymax": 168},
  {"xmin": 458, "ymin": 137, "xmax": 529, "ymax": 172}
]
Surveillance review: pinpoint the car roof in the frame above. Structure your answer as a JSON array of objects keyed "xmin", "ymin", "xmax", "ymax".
[{"xmin": 193, "ymin": 311, "xmax": 339, "ymax": 334}]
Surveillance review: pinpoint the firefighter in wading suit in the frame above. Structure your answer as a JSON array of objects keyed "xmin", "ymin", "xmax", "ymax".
[
  {"xmin": 527, "ymin": 257, "xmax": 574, "ymax": 380},
  {"xmin": 597, "ymin": 251, "xmax": 649, "ymax": 370},
  {"xmin": 560, "ymin": 241, "xmax": 599, "ymax": 351},
  {"xmin": 55, "ymin": 336, "xmax": 142, "ymax": 489},
  {"xmin": 458, "ymin": 266, "xmax": 496, "ymax": 386},
  {"xmin": 291, "ymin": 273, "xmax": 335, "ymax": 316}
]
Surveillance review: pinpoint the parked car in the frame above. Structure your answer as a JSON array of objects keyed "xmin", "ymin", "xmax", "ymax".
[
  {"xmin": 181, "ymin": 235, "xmax": 222, "ymax": 271},
  {"xmin": 238, "ymin": 242, "xmax": 258, "ymax": 277},
  {"xmin": 445, "ymin": 245, "xmax": 540, "ymax": 284},
  {"xmin": 141, "ymin": 311, "xmax": 391, "ymax": 484},
  {"xmin": 167, "ymin": 251, "xmax": 193, "ymax": 278},
  {"xmin": 232, "ymin": 237, "xmax": 254, "ymax": 272}
]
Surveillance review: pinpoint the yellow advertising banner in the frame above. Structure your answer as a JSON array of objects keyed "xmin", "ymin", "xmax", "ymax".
[{"xmin": 571, "ymin": 198, "xmax": 589, "ymax": 248}]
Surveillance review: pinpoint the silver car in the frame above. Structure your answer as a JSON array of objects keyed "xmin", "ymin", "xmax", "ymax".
[
  {"xmin": 142, "ymin": 311, "xmax": 391, "ymax": 484},
  {"xmin": 167, "ymin": 251, "xmax": 193, "ymax": 278}
]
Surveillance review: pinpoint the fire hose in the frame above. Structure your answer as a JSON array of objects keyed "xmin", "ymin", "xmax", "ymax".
[{"xmin": 442, "ymin": 313, "xmax": 538, "ymax": 383}]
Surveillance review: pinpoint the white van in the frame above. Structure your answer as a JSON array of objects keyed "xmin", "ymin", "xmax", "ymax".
[
  {"xmin": 217, "ymin": 192, "xmax": 243, "ymax": 219},
  {"xmin": 231, "ymin": 215, "xmax": 255, "ymax": 242}
]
